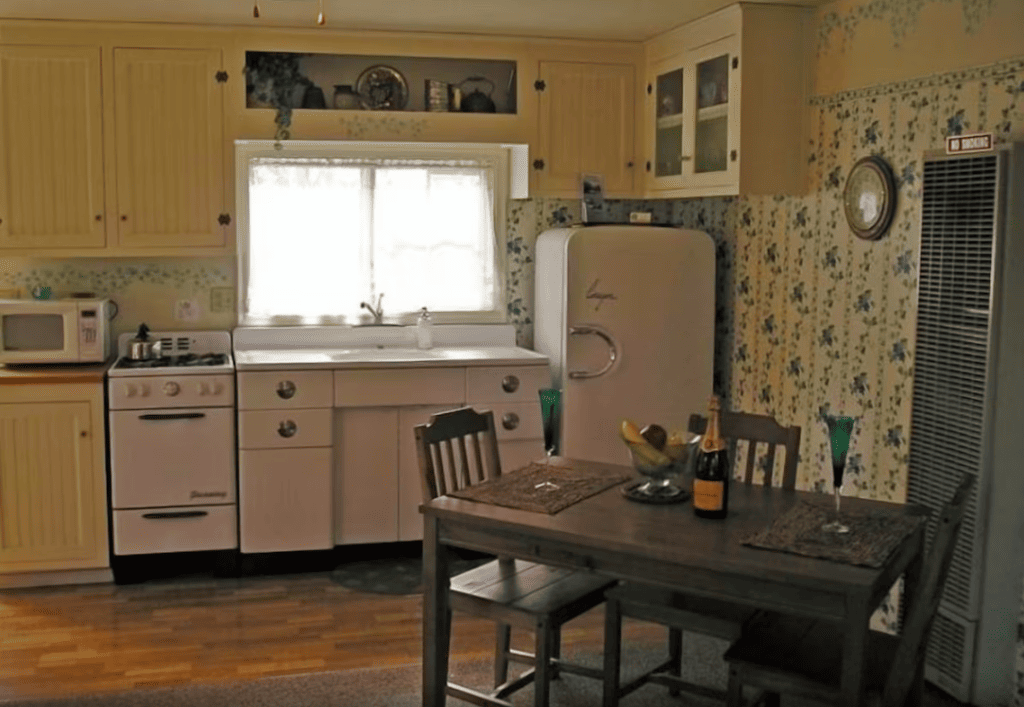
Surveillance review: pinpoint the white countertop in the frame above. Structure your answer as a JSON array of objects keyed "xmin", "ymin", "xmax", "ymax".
[
  {"xmin": 232, "ymin": 325, "xmax": 548, "ymax": 371},
  {"xmin": 234, "ymin": 345, "xmax": 549, "ymax": 371}
]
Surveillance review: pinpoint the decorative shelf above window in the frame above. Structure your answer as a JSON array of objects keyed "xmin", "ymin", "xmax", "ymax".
[{"xmin": 244, "ymin": 51, "xmax": 518, "ymax": 115}]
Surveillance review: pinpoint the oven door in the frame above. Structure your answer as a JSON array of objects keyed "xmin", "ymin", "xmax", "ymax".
[{"xmin": 110, "ymin": 407, "xmax": 236, "ymax": 508}]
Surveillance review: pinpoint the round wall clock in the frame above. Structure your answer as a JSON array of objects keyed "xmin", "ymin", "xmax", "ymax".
[{"xmin": 843, "ymin": 155, "xmax": 897, "ymax": 241}]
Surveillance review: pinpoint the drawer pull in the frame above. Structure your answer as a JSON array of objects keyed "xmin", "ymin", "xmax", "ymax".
[
  {"xmin": 502, "ymin": 412, "xmax": 520, "ymax": 430},
  {"xmin": 142, "ymin": 511, "xmax": 209, "ymax": 520},
  {"xmin": 278, "ymin": 420, "xmax": 298, "ymax": 438},
  {"xmin": 276, "ymin": 380, "xmax": 297, "ymax": 399},
  {"xmin": 501, "ymin": 375, "xmax": 520, "ymax": 393},
  {"xmin": 139, "ymin": 412, "xmax": 206, "ymax": 421}
]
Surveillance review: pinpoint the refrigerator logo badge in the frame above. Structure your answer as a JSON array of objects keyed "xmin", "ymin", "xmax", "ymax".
[{"xmin": 586, "ymin": 279, "xmax": 617, "ymax": 311}]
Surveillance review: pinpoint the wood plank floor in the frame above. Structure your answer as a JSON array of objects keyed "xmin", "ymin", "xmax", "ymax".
[{"xmin": 0, "ymin": 571, "xmax": 664, "ymax": 699}]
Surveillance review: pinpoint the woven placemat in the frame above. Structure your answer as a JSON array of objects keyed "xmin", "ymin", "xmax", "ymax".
[
  {"xmin": 447, "ymin": 461, "xmax": 632, "ymax": 514},
  {"xmin": 742, "ymin": 500, "xmax": 926, "ymax": 568}
]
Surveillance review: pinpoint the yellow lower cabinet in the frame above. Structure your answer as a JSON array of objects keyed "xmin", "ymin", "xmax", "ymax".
[{"xmin": 0, "ymin": 384, "xmax": 109, "ymax": 573}]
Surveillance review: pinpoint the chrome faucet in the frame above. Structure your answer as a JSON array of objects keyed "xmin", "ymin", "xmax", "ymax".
[{"xmin": 359, "ymin": 293, "xmax": 385, "ymax": 325}]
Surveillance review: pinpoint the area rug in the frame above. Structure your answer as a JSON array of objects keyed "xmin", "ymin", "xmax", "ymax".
[{"xmin": 330, "ymin": 551, "xmax": 491, "ymax": 595}]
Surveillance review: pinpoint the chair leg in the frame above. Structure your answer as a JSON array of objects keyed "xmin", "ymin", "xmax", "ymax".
[
  {"xmin": 726, "ymin": 664, "xmax": 744, "ymax": 707},
  {"xmin": 667, "ymin": 627, "xmax": 683, "ymax": 697},
  {"xmin": 603, "ymin": 597, "xmax": 622, "ymax": 707},
  {"xmin": 550, "ymin": 624, "xmax": 562, "ymax": 680},
  {"xmin": 494, "ymin": 622, "xmax": 512, "ymax": 687},
  {"xmin": 534, "ymin": 616, "xmax": 553, "ymax": 707}
]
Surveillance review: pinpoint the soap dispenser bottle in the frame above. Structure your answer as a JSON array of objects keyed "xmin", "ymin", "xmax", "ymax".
[{"xmin": 416, "ymin": 307, "xmax": 433, "ymax": 349}]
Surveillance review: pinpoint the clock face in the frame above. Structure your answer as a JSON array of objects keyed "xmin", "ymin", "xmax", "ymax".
[{"xmin": 843, "ymin": 156, "xmax": 897, "ymax": 240}]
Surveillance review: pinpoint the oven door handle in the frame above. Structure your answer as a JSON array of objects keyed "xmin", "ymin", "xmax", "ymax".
[
  {"xmin": 138, "ymin": 412, "xmax": 207, "ymax": 421},
  {"xmin": 141, "ymin": 511, "xmax": 209, "ymax": 520}
]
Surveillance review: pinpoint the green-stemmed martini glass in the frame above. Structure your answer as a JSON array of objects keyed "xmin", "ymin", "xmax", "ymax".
[{"xmin": 823, "ymin": 415, "xmax": 857, "ymax": 533}]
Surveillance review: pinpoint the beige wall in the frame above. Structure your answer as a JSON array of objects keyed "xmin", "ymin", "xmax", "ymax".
[{"xmin": 813, "ymin": 0, "xmax": 1024, "ymax": 95}]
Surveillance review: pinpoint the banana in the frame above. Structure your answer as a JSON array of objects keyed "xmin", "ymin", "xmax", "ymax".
[
  {"xmin": 619, "ymin": 419, "xmax": 646, "ymax": 445},
  {"xmin": 626, "ymin": 439, "xmax": 672, "ymax": 467}
]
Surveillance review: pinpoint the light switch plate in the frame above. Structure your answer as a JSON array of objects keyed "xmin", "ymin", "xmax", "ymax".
[
  {"xmin": 175, "ymin": 298, "xmax": 201, "ymax": 322},
  {"xmin": 209, "ymin": 287, "xmax": 235, "ymax": 314}
]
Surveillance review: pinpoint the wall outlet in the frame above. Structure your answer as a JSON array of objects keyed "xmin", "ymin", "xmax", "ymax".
[
  {"xmin": 175, "ymin": 298, "xmax": 202, "ymax": 322},
  {"xmin": 210, "ymin": 287, "xmax": 235, "ymax": 314}
]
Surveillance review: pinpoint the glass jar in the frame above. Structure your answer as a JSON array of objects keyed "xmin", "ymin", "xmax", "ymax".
[{"xmin": 333, "ymin": 84, "xmax": 361, "ymax": 110}]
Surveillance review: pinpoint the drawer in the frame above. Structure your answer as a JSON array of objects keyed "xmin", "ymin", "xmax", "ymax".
[
  {"xmin": 237, "ymin": 371, "xmax": 333, "ymax": 410},
  {"xmin": 113, "ymin": 505, "xmax": 237, "ymax": 555},
  {"xmin": 239, "ymin": 408, "xmax": 332, "ymax": 449},
  {"xmin": 466, "ymin": 365, "xmax": 550, "ymax": 403},
  {"xmin": 334, "ymin": 367, "xmax": 464, "ymax": 407},
  {"xmin": 485, "ymin": 400, "xmax": 545, "ymax": 443}
]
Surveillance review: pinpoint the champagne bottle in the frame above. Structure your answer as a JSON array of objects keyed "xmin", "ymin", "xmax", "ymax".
[{"xmin": 693, "ymin": 395, "xmax": 730, "ymax": 519}]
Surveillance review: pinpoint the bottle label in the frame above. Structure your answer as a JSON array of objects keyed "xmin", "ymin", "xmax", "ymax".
[{"xmin": 693, "ymin": 479, "xmax": 725, "ymax": 511}]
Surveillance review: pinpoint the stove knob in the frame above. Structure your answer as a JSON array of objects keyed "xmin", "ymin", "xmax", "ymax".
[
  {"xmin": 139, "ymin": 384, "xmax": 150, "ymax": 397},
  {"xmin": 196, "ymin": 382, "xmax": 209, "ymax": 395},
  {"xmin": 124, "ymin": 383, "xmax": 137, "ymax": 398},
  {"xmin": 211, "ymin": 382, "xmax": 223, "ymax": 395},
  {"xmin": 163, "ymin": 382, "xmax": 180, "ymax": 396}
]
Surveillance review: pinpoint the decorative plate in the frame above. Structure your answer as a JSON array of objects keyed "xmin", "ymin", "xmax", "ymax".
[
  {"xmin": 843, "ymin": 155, "xmax": 897, "ymax": 241},
  {"xmin": 356, "ymin": 65, "xmax": 409, "ymax": 111}
]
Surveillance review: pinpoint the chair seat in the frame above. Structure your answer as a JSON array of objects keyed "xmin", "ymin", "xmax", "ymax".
[
  {"xmin": 609, "ymin": 582, "xmax": 753, "ymax": 640},
  {"xmin": 724, "ymin": 611, "xmax": 900, "ymax": 701},
  {"xmin": 452, "ymin": 559, "xmax": 614, "ymax": 628}
]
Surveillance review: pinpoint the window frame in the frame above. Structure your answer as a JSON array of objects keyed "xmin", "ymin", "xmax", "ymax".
[{"xmin": 234, "ymin": 139, "xmax": 517, "ymax": 327}]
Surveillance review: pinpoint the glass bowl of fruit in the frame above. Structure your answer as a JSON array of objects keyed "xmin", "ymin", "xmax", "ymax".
[{"xmin": 619, "ymin": 419, "xmax": 696, "ymax": 503}]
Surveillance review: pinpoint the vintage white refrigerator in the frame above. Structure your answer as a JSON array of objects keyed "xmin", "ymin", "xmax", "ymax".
[{"xmin": 534, "ymin": 225, "xmax": 716, "ymax": 465}]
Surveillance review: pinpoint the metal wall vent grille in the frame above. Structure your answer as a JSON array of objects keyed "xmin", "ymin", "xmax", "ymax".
[
  {"xmin": 906, "ymin": 153, "xmax": 997, "ymax": 618},
  {"xmin": 926, "ymin": 611, "xmax": 971, "ymax": 701}
]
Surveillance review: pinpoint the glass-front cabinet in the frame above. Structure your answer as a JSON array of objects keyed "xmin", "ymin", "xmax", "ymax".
[{"xmin": 647, "ymin": 34, "xmax": 738, "ymax": 195}]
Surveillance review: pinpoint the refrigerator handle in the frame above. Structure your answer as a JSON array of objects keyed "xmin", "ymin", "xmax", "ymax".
[{"xmin": 567, "ymin": 325, "xmax": 618, "ymax": 379}]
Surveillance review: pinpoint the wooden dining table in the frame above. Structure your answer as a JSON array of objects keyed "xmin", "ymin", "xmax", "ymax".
[{"xmin": 420, "ymin": 457, "xmax": 927, "ymax": 707}]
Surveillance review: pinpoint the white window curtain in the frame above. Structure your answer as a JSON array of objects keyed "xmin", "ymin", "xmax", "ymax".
[{"xmin": 240, "ymin": 147, "xmax": 505, "ymax": 326}]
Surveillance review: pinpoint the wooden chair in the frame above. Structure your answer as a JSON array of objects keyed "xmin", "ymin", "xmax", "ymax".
[
  {"xmin": 723, "ymin": 473, "xmax": 975, "ymax": 707},
  {"xmin": 415, "ymin": 406, "xmax": 615, "ymax": 707},
  {"xmin": 602, "ymin": 410, "xmax": 802, "ymax": 706}
]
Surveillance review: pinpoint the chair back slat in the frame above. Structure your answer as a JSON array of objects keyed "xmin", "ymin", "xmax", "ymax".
[
  {"xmin": 688, "ymin": 410, "xmax": 801, "ymax": 490},
  {"xmin": 881, "ymin": 473, "xmax": 975, "ymax": 707},
  {"xmin": 415, "ymin": 406, "xmax": 503, "ymax": 502}
]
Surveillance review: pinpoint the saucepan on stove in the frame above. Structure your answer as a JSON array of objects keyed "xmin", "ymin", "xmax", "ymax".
[{"xmin": 128, "ymin": 323, "xmax": 164, "ymax": 360}]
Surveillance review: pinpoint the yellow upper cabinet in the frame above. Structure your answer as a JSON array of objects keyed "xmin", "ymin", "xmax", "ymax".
[
  {"xmin": 0, "ymin": 35, "xmax": 228, "ymax": 256},
  {"xmin": 113, "ymin": 48, "xmax": 226, "ymax": 249},
  {"xmin": 0, "ymin": 46, "xmax": 106, "ymax": 250},
  {"xmin": 535, "ymin": 61, "xmax": 636, "ymax": 198},
  {"xmin": 644, "ymin": 4, "xmax": 810, "ymax": 198}
]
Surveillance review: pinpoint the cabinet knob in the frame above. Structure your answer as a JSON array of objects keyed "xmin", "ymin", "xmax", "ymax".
[
  {"xmin": 680, "ymin": 155, "xmax": 692, "ymax": 162},
  {"xmin": 502, "ymin": 412, "xmax": 520, "ymax": 430},
  {"xmin": 501, "ymin": 375, "xmax": 520, "ymax": 393},
  {"xmin": 80, "ymin": 430, "xmax": 89, "ymax": 438},
  {"xmin": 276, "ymin": 380, "xmax": 297, "ymax": 399},
  {"xmin": 627, "ymin": 161, "xmax": 634, "ymax": 168},
  {"xmin": 121, "ymin": 214, "xmax": 128, "ymax": 221},
  {"xmin": 731, "ymin": 150, "xmax": 738, "ymax": 162},
  {"xmin": 95, "ymin": 214, "xmax": 102, "ymax": 222},
  {"xmin": 278, "ymin": 420, "xmax": 298, "ymax": 438},
  {"xmin": 532, "ymin": 159, "xmax": 545, "ymax": 170}
]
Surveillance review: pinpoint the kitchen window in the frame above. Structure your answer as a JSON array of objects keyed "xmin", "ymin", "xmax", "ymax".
[{"xmin": 235, "ymin": 141, "xmax": 516, "ymax": 326}]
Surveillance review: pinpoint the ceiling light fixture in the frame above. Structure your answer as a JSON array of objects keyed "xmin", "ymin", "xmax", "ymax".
[
  {"xmin": 253, "ymin": 0, "xmax": 260, "ymax": 18},
  {"xmin": 317, "ymin": 0, "xmax": 325, "ymax": 25}
]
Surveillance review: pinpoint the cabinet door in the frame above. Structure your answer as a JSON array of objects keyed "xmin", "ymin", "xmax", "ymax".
[
  {"xmin": 335, "ymin": 407, "xmax": 399, "ymax": 545},
  {"xmin": 0, "ymin": 46, "xmax": 105, "ymax": 249},
  {"xmin": 239, "ymin": 448, "xmax": 332, "ymax": 553},
  {"xmin": 0, "ymin": 401, "xmax": 106, "ymax": 570},
  {"xmin": 113, "ymin": 47, "xmax": 225, "ymax": 248},
  {"xmin": 683, "ymin": 35, "xmax": 738, "ymax": 192},
  {"xmin": 536, "ymin": 62, "xmax": 635, "ymax": 197}
]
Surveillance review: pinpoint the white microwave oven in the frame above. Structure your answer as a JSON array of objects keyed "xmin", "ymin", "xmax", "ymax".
[{"xmin": 0, "ymin": 298, "xmax": 112, "ymax": 364}]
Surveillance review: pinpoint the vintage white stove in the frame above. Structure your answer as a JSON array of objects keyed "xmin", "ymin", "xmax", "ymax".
[{"xmin": 107, "ymin": 330, "xmax": 237, "ymax": 557}]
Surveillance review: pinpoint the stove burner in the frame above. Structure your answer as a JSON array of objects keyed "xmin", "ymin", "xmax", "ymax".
[{"xmin": 116, "ymin": 353, "xmax": 229, "ymax": 369}]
